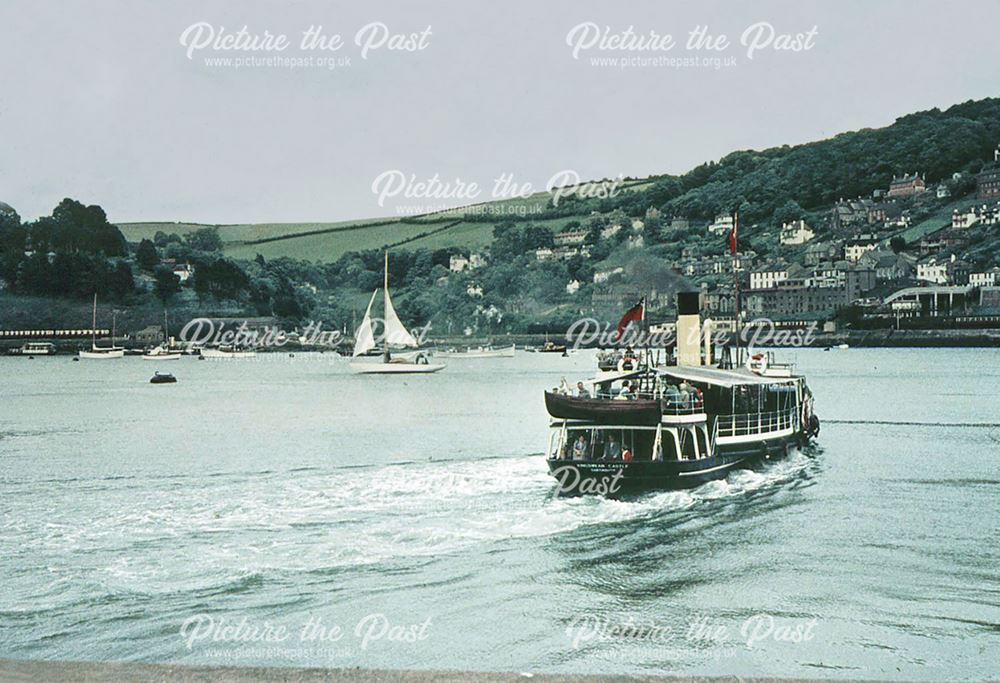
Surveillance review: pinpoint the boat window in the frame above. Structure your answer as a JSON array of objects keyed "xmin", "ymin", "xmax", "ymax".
[{"xmin": 557, "ymin": 427, "xmax": 657, "ymax": 462}]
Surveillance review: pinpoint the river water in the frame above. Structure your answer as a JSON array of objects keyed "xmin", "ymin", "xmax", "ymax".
[{"xmin": 0, "ymin": 348, "xmax": 997, "ymax": 680}]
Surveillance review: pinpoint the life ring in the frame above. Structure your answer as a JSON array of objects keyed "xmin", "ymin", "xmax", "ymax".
[
  {"xmin": 808, "ymin": 414, "xmax": 820, "ymax": 438},
  {"xmin": 746, "ymin": 352, "xmax": 768, "ymax": 374}
]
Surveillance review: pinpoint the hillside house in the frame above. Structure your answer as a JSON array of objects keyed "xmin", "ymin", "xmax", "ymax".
[
  {"xmin": 707, "ymin": 213, "xmax": 734, "ymax": 236},
  {"xmin": 887, "ymin": 173, "xmax": 926, "ymax": 198},
  {"xmin": 970, "ymin": 267, "xmax": 1000, "ymax": 287},
  {"xmin": 845, "ymin": 237, "xmax": 879, "ymax": 262},
  {"xmin": 977, "ymin": 159, "xmax": 1000, "ymax": 200},
  {"xmin": 780, "ymin": 220, "xmax": 815, "ymax": 245},
  {"xmin": 553, "ymin": 229, "xmax": 588, "ymax": 247},
  {"xmin": 750, "ymin": 262, "xmax": 790, "ymax": 290}
]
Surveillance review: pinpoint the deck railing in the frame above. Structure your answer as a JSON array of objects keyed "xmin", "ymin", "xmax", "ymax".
[{"xmin": 717, "ymin": 408, "xmax": 797, "ymax": 437}]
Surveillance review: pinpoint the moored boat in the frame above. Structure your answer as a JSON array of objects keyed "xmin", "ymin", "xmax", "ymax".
[
  {"xmin": 200, "ymin": 346, "xmax": 257, "ymax": 359},
  {"xmin": 437, "ymin": 344, "xmax": 516, "ymax": 359},
  {"xmin": 142, "ymin": 346, "xmax": 182, "ymax": 360},
  {"xmin": 142, "ymin": 310, "xmax": 183, "ymax": 360},
  {"xmin": 79, "ymin": 294, "xmax": 124, "ymax": 360},
  {"xmin": 14, "ymin": 342, "xmax": 56, "ymax": 356}
]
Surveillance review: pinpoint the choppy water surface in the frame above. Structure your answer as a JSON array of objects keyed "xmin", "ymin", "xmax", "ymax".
[{"xmin": 1, "ymin": 348, "xmax": 998, "ymax": 680}]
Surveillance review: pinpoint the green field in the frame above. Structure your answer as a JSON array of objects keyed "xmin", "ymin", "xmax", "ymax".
[
  {"xmin": 896, "ymin": 196, "xmax": 983, "ymax": 243},
  {"xmin": 118, "ymin": 218, "xmax": 397, "ymax": 246},
  {"xmin": 117, "ymin": 209, "xmax": 595, "ymax": 263}
]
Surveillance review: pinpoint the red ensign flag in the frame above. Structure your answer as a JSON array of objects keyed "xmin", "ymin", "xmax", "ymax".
[{"xmin": 615, "ymin": 298, "xmax": 645, "ymax": 338}]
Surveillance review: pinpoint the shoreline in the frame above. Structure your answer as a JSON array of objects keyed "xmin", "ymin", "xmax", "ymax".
[
  {"xmin": 3, "ymin": 327, "xmax": 1000, "ymax": 356},
  {"xmin": 0, "ymin": 659, "xmax": 917, "ymax": 683}
]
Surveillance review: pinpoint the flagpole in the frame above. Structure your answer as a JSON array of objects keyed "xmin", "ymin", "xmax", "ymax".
[
  {"xmin": 732, "ymin": 210, "xmax": 742, "ymax": 368},
  {"xmin": 642, "ymin": 293, "xmax": 648, "ymax": 370}
]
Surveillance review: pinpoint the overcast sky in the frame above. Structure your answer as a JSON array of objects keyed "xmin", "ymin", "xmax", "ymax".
[{"xmin": 2, "ymin": 0, "xmax": 998, "ymax": 224}]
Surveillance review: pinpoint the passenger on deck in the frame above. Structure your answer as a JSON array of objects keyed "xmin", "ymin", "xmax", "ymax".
[
  {"xmin": 678, "ymin": 381, "xmax": 693, "ymax": 408},
  {"xmin": 617, "ymin": 381, "xmax": 635, "ymax": 401},
  {"xmin": 621, "ymin": 446, "xmax": 633, "ymax": 462},
  {"xmin": 576, "ymin": 381, "xmax": 590, "ymax": 398},
  {"xmin": 573, "ymin": 435, "xmax": 588, "ymax": 460},
  {"xmin": 604, "ymin": 434, "xmax": 622, "ymax": 460},
  {"xmin": 663, "ymin": 382, "xmax": 681, "ymax": 406}
]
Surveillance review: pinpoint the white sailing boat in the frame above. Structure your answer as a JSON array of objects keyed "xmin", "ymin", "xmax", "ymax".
[
  {"xmin": 143, "ymin": 310, "xmax": 182, "ymax": 361},
  {"xmin": 79, "ymin": 294, "xmax": 124, "ymax": 359},
  {"xmin": 349, "ymin": 254, "xmax": 445, "ymax": 374}
]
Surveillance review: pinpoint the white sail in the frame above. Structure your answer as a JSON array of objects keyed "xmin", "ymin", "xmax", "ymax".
[
  {"xmin": 352, "ymin": 289, "xmax": 379, "ymax": 357},
  {"xmin": 383, "ymin": 288, "xmax": 419, "ymax": 348}
]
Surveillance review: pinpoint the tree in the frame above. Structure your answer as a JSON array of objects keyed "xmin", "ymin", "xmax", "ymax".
[
  {"xmin": 192, "ymin": 258, "xmax": 249, "ymax": 299},
  {"xmin": 185, "ymin": 227, "xmax": 224, "ymax": 252},
  {"xmin": 890, "ymin": 236, "xmax": 907, "ymax": 254},
  {"xmin": 109, "ymin": 261, "xmax": 135, "ymax": 300},
  {"xmin": 136, "ymin": 239, "xmax": 160, "ymax": 270},
  {"xmin": 47, "ymin": 198, "xmax": 127, "ymax": 256},
  {"xmin": 773, "ymin": 200, "xmax": 805, "ymax": 226},
  {"xmin": 153, "ymin": 266, "xmax": 181, "ymax": 303}
]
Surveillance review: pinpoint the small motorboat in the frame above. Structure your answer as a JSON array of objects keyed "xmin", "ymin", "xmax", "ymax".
[
  {"xmin": 149, "ymin": 372, "xmax": 177, "ymax": 384},
  {"xmin": 142, "ymin": 344, "xmax": 182, "ymax": 361},
  {"xmin": 531, "ymin": 341, "xmax": 567, "ymax": 354},
  {"xmin": 436, "ymin": 344, "xmax": 516, "ymax": 359}
]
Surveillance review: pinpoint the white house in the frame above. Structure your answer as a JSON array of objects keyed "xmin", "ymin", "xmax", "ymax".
[
  {"xmin": 707, "ymin": 213, "xmax": 734, "ymax": 236},
  {"xmin": 779, "ymin": 220, "xmax": 815, "ymax": 246},
  {"xmin": 845, "ymin": 238, "xmax": 879, "ymax": 263},
  {"xmin": 466, "ymin": 283, "xmax": 483, "ymax": 298},
  {"xmin": 172, "ymin": 263, "xmax": 194, "ymax": 283},
  {"xmin": 449, "ymin": 254, "xmax": 470, "ymax": 272},
  {"xmin": 565, "ymin": 280, "xmax": 581, "ymax": 294},
  {"xmin": 468, "ymin": 253, "xmax": 486, "ymax": 269},
  {"xmin": 952, "ymin": 208, "xmax": 980, "ymax": 230},
  {"xmin": 970, "ymin": 267, "xmax": 1000, "ymax": 287},
  {"xmin": 750, "ymin": 264, "xmax": 789, "ymax": 290},
  {"xmin": 534, "ymin": 248, "xmax": 554, "ymax": 262},
  {"xmin": 916, "ymin": 258, "xmax": 949, "ymax": 285}
]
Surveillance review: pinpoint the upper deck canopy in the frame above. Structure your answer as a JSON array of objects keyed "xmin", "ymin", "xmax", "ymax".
[{"xmin": 658, "ymin": 366, "xmax": 797, "ymax": 388}]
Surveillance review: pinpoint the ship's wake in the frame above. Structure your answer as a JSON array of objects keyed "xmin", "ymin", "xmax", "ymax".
[{"xmin": 2, "ymin": 450, "xmax": 819, "ymax": 608}]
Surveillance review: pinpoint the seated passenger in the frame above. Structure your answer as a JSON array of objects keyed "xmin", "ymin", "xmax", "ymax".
[
  {"xmin": 678, "ymin": 381, "xmax": 693, "ymax": 408},
  {"xmin": 615, "ymin": 381, "xmax": 633, "ymax": 401},
  {"xmin": 663, "ymin": 383, "xmax": 682, "ymax": 406},
  {"xmin": 576, "ymin": 381, "xmax": 590, "ymax": 398},
  {"xmin": 572, "ymin": 435, "xmax": 588, "ymax": 460},
  {"xmin": 604, "ymin": 434, "xmax": 622, "ymax": 460}
]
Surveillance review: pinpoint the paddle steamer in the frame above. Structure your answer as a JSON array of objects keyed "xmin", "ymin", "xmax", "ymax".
[{"xmin": 545, "ymin": 292, "xmax": 819, "ymax": 493}]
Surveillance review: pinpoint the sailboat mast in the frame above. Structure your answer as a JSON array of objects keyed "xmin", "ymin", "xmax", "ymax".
[
  {"xmin": 383, "ymin": 252, "xmax": 389, "ymax": 361},
  {"xmin": 92, "ymin": 293, "xmax": 97, "ymax": 348}
]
